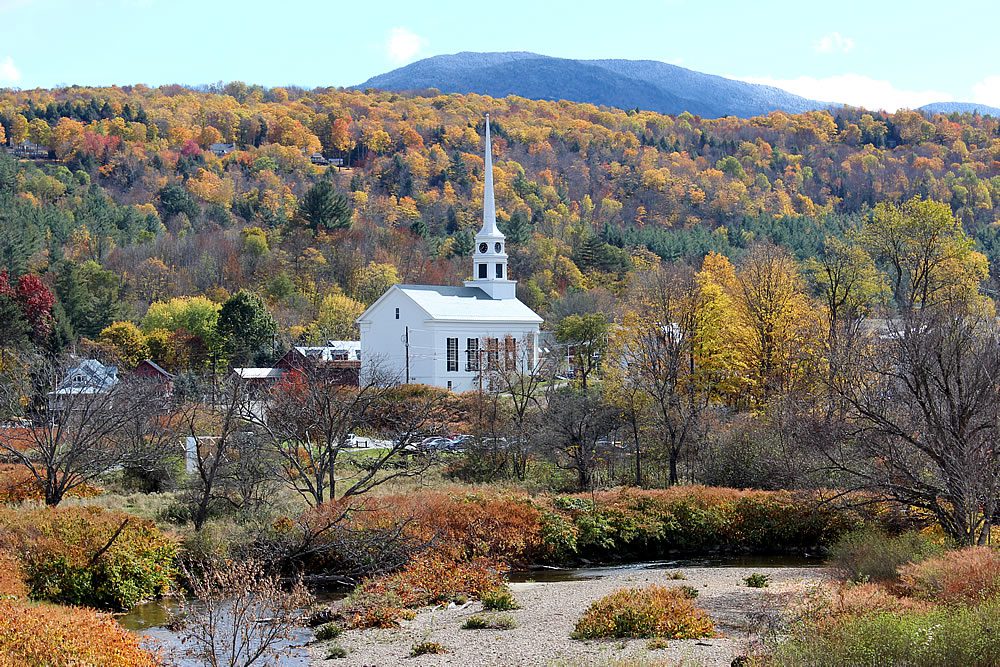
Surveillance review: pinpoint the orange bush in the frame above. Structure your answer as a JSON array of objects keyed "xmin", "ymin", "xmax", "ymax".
[
  {"xmin": 311, "ymin": 489, "xmax": 546, "ymax": 566},
  {"xmin": 0, "ymin": 463, "xmax": 102, "ymax": 504},
  {"xmin": 571, "ymin": 585, "xmax": 715, "ymax": 640},
  {"xmin": 899, "ymin": 546, "xmax": 1000, "ymax": 605},
  {"xmin": 0, "ymin": 551, "xmax": 26, "ymax": 599},
  {"xmin": 341, "ymin": 553, "xmax": 503, "ymax": 628},
  {"xmin": 0, "ymin": 464, "xmax": 43, "ymax": 504},
  {"xmin": 0, "ymin": 600, "xmax": 159, "ymax": 667}
]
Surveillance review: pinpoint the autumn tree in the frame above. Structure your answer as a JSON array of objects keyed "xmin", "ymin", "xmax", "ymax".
[
  {"xmin": 96, "ymin": 321, "xmax": 150, "ymax": 368},
  {"xmin": 606, "ymin": 264, "xmax": 708, "ymax": 485},
  {"xmin": 731, "ymin": 244, "xmax": 820, "ymax": 403},
  {"xmin": 861, "ymin": 197, "xmax": 988, "ymax": 314}
]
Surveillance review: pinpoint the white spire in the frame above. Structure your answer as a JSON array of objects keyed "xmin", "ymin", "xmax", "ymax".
[{"xmin": 481, "ymin": 114, "xmax": 503, "ymax": 237}]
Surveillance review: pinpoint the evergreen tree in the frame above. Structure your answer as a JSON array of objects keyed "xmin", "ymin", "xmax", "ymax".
[
  {"xmin": 501, "ymin": 210, "xmax": 532, "ymax": 245},
  {"xmin": 298, "ymin": 180, "xmax": 352, "ymax": 231},
  {"xmin": 451, "ymin": 229, "xmax": 474, "ymax": 258},
  {"xmin": 217, "ymin": 289, "xmax": 278, "ymax": 365}
]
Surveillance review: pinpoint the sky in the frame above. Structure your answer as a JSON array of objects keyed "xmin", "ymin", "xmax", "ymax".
[{"xmin": 1, "ymin": 0, "xmax": 998, "ymax": 112}]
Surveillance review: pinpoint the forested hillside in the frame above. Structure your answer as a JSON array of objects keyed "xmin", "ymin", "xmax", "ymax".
[{"xmin": 0, "ymin": 83, "xmax": 998, "ymax": 368}]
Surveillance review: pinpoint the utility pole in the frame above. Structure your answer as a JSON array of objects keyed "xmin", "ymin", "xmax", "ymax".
[{"xmin": 404, "ymin": 326, "xmax": 410, "ymax": 384}]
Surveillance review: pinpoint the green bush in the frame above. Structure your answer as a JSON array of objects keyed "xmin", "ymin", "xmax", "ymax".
[
  {"xmin": 411, "ymin": 641, "xmax": 447, "ymax": 656},
  {"xmin": 315, "ymin": 622, "xmax": 342, "ymax": 641},
  {"xmin": 481, "ymin": 586, "xmax": 520, "ymax": 611},
  {"xmin": 545, "ymin": 488, "xmax": 860, "ymax": 562},
  {"xmin": 744, "ymin": 573, "xmax": 770, "ymax": 588},
  {"xmin": 774, "ymin": 599, "xmax": 1000, "ymax": 667},
  {"xmin": 461, "ymin": 613, "xmax": 516, "ymax": 630},
  {"xmin": 0, "ymin": 507, "xmax": 177, "ymax": 611},
  {"xmin": 828, "ymin": 529, "xmax": 943, "ymax": 582},
  {"xmin": 678, "ymin": 585, "xmax": 699, "ymax": 598},
  {"xmin": 325, "ymin": 644, "xmax": 347, "ymax": 659}
]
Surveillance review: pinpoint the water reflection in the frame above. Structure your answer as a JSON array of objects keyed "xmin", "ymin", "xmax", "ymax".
[
  {"xmin": 509, "ymin": 554, "xmax": 823, "ymax": 583},
  {"xmin": 119, "ymin": 588, "xmax": 350, "ymax": 666}
]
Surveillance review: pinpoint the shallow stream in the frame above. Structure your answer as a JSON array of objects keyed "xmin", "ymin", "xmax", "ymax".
[{"xmin": 119, "ymin": 554, "xmax": 822, "ymax": 665}]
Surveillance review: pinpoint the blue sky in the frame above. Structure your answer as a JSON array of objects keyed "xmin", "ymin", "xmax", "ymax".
[{"xmin": 1, "ymin": 0, "xmax": 998, "ymax": 111}]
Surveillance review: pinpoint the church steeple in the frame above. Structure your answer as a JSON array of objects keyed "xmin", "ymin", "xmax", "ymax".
[{"xmin": 465, "ymin": 113, "xmax": 516, "ymax": 300}]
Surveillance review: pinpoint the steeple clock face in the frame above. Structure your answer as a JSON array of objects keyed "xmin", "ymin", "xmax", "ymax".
[
  {"xmin": 495, "ymin": 242, "xmax": 502, "ymax": 253},
  {"xmin": 479, "ymin": 242, "xmax": 488, "ymax": 254}
]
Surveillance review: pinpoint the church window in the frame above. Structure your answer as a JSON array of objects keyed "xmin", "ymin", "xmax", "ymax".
[
  {"xmin": 395, "ymin": 307, "xmax": 399, "ymax": 320},
  {"xmin": 466, "ymin": 338, "xmax": 480, "ymax": 371},
  {"xmin": 478, "ymin": 263, "xmax": 488, "ymax": 279},
  {"xmin": 495, "ymin": 263, "xmax": 503, "ymax": 278},
  {"xmin": 447, "ymin": 338, "xmax": 458, "ymax": 372}
]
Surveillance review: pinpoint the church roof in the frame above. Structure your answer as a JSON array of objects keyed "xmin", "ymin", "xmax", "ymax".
[{"xmin": 359, "ymin": 284, "xmax": 543, "ymax": 324}]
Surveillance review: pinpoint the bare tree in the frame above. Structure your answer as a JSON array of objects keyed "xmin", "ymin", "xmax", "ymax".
[
  {"xmin": 479, "ymin": 334, "xmax": 550, "ymax": 481},
  {"xmin": 252, "ymin": 365, "xmax": 388, "ymax": 506},
  {"xmin": 538, "ymin": 386, "xmax": 620, "ymax": 491},
  {"xmin": 178, "ymin": 559, "xmax": 312, "ymax": 667},
  {"xmin": 177, "ymin": 376, "xmax": 275, "ymax": 530},
  {"xmin": 825, "ymin": 306, "xmax": 1000, "ymax": 546},
  {"xmin": 0, "ymin": 354, "xmax": 169, "ymax": 505},
  {"xmin": 254, "ymin": 364, "xmax": 451, "ymax": 504}
]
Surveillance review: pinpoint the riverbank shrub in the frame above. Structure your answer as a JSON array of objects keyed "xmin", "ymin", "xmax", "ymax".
[
  {"xmin": 546, "ymin": 487, "xmax": 861, "ymax": 561},
  {"xmin": 481, "ymin": 585, "xmax": 520, "ymax": 611},
  {"xmin": 0, "ymin": 506, "xmax": 177, "ymax": 610},
  {"xmin": 340, "ymin": 554, "xmax": 504, "ymax": 628},
  {"xmin": 827, "ymin": 528, "xmax": 943, "ymax": 582},
  {"xmin": 774, "ymin": 597, "xmax": 1000, "ymax": 666},
  {"xmin": 0, "ymin": 600, "xmax": 159, "ymax": 667},
  {"xmin": 571, "ymin": 584, "xmax": 715, "ymax": 640},
  {"xmin": 899, "ymin": 546, "xmax": 1000, "ymax": 605}
]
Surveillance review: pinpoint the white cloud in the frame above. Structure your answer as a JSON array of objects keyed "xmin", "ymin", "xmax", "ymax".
[
  {"xmin": 0, "ymin": 56, "xmax": 20, "ymax": 85},
  {"xmin": 385, "ymin": 27, "xmax": 425, "ymax": 65},
  {"xmin": 971, "ymin": 75, "xmax": 1000, "ymax": 107},
  {"xmin": 814, "ymin": 32, "xmax": 855, "ymax": 54},
  {"xmin": 739, "ymin": 73, "xmax": 952, "ymax": 112}
]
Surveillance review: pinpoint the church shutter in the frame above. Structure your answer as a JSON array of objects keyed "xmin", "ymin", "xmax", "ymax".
[
  {"xmin": 486, "ymin": 337, "xmax": 499, "ymax": 369},
  {"xmin": 447, "ymin": 338, "xmax": 458, "ymax": 372}
]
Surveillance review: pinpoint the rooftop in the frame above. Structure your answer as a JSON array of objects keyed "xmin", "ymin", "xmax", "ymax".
[{"xmin": 390, "ymin": 284, "xmax": 543, "ymax": 323}]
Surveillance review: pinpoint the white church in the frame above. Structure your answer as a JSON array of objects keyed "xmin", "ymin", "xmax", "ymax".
[{"xmin": 357, "ymin": 115, "xmax": 543, "ymax": 392}]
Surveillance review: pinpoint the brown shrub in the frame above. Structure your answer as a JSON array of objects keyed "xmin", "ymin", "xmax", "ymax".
[
  {"xmin": 309, "ymin": 489, "xmax": 546, "ymax": 566},
  {"xmin": 898, "ymin": 546, "xmax": 1000, "ymax": 605},
  {"xmin": 0, "ymin": 600, "xmax": 159, "ymax": 666}
]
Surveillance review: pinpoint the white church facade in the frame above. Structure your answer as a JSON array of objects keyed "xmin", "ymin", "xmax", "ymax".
[{"xmin": 357, "ymin": 115, "xmax": 543, "ymax": 392}]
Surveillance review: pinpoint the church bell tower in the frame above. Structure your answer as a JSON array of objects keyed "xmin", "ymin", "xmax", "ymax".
[{"xmin": 465, "ymin": 114, "xmax": 517, "ymax": 300}]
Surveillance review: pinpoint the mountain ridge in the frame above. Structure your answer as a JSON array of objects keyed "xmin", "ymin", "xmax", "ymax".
[{"xmin": 357, "ymin": 51, "xmax": 827, "ymax": 119}]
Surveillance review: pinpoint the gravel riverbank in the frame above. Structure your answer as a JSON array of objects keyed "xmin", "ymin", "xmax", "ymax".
[{"xmin": 308, "ymin": 564, "xmax": 828, "ymax": 666}]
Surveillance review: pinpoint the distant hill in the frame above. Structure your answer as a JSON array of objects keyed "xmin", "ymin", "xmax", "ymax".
[
  {"xmin": 357, "ymin": 52, "xmax": 830, "ymax": 119},
  {"xmin": 919, "ymin": 101, "xmax": 1000, "ymax": 117}
]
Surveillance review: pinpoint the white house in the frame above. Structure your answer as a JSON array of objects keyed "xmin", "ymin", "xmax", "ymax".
[{"xmin": 357, "ymin": 115, "xmax": 543, "ymax": 392}]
